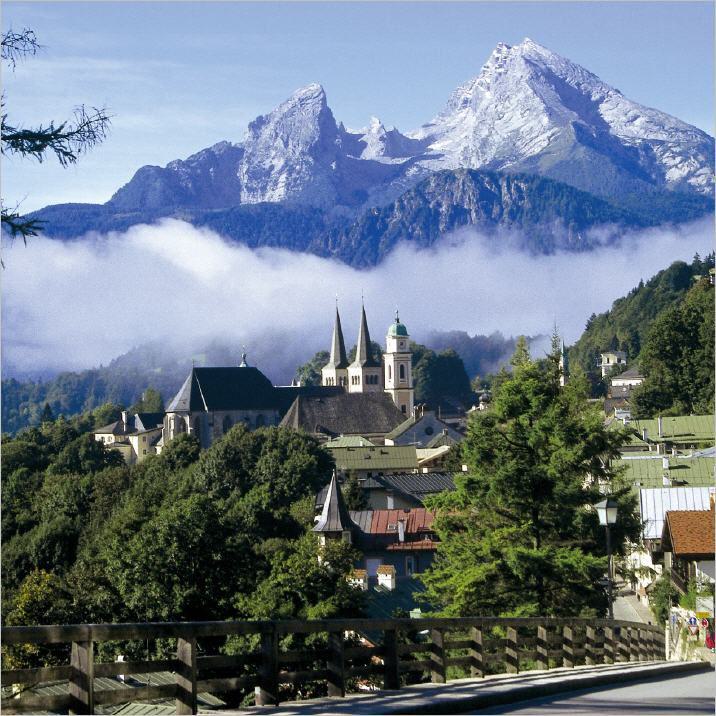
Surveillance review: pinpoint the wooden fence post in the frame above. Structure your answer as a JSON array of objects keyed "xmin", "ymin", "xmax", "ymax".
[
  {"xmin": 604, "ymin": 626, "xmax": 614, "ymax": 664},
  {"xmin": 628, "ymin": 628, "xmax": 638, "ymax": 662},
  {"xmin": 383, "ymin": 629, "xmax": 400, "ymax": 690},
  {"xmin": 585, "ymin": 626, "xmax": 596, "ymax": 666},
  {"xmin": 176, "ymin": 636, "xmax": 197, "ymax": 715},
  {"xmin": 470, "ymin": 626, "xmax": 483, "ymax": 678},
  {"xmin": 327, "ymin": 630, "xmax": 345, "ymax": 698},
  {"xmin": 562, "ymin": 626, "xmax": 574, "ymax": 668},
  {"xmin": 617, "ymin": 627, "xmax": 629, "ymax": 662},
  {"xmin": 505, "ymin": 626, "xmax": 519, "ymax": 674},
  {"xmin": 256, "ymin": 625, "xmax": 279, "ymax": 706},
  {"xmin": 536, "ymin": 626, "xmax": 549, "ymax": 670},
  {"xmin": 637, "ymin": 628, "xmax": 647, "ymax": 662},
  {"xmin": 430, "ymin": 628, "xmax": 446, "ymax": 684},
  {"xmin": 69, "ymin": 640, "xmax": 94, "ymax": 715}
]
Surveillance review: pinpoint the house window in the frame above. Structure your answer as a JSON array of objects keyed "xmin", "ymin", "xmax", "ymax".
[
  {"xmin": 388, "ymin": 364, "xmax": 392, "ymax": 381},
  {"xmin": 142, "ymin": 436, "xmax": 146, "ymax": 443},
  {"xmin": 401, "ymin": 405, "xmax": 406, "ymax": 414},
  {"xmin": 143, "ymin": 449, "xmax": 147, "ymax": 455},
  {"xmin": 399, "ymin": 364, "xmax": 405, "ymax": 381},
  {"xmin": 405, "ymin": 556, "xmax": 415, "ymax": 576}
]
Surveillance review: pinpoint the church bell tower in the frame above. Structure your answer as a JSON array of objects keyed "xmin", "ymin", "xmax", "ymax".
[{"xmin": 383, "ymin": 310, "xmax": 414, "ymax": 415}]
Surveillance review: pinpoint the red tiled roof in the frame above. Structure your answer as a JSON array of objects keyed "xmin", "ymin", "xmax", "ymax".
[
  {"xmin": 369, "ymin": 508, "xmax": 434, "ymax": 535},
  {"xmin": 664, "ymin": 508, "xmax": 715, "ymax": 557}
]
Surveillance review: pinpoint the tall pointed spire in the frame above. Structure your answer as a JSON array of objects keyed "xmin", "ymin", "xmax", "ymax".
[
  {"xmin": 313, "ymin": 471, "xmax": 354, "ymax": 534},
  {"xmin": 328, "ymin": 307, "xmax": 349, "ymax": 368},
  {"xmin": 353, "ymin": 304, "xmax": 379, "ymax": 367}
]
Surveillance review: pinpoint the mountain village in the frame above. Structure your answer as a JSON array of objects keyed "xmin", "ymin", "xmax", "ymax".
[
  {"xmin": 91, "ymin": 302, "xmax": 715, "ymax": 641},
  {"xmin": 2, "ymin": 15, "xmax": 714, "ymax": 715}
]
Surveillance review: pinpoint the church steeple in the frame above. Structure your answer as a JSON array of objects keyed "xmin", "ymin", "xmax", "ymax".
[
  {"xmin": 328, "ymin": 307, "xmax": 348, "ymax": 368},
  {"xmin": 348, "ymin": 303, "xmax": 383, "ymax": 393},
  {"xmin": 321, "ymin": 305, "xmax": 349, "ymax": 387},
  {"xmin": 313, "ymin": 471, "xmax": 354, "ymax": 545},
  {"xmin": 559, "ymin": 340, "xmax": 569, "ymax": 387},
  {"xmin": 353, "ymin": 304, "xmax": 380, "ymax": 368}
]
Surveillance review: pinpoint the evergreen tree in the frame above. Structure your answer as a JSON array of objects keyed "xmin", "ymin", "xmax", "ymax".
[
  {"xmin": 420, "ymin": 342, "xmax": 639, "ymax": 617},
  {"xmin": 342, "ymin": 472, "xmax": 368, "ymax": 510},
  {"xmin": 40, "ymin": 402, "xmax": 54, "ymax": 424}
]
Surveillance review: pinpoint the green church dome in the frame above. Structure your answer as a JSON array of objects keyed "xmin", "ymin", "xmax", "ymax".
[{"xmin": 388, "ymin": 310, "xmax": 409, "ymax": 337}]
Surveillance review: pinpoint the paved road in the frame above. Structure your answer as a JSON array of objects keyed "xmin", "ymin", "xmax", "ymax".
[{"xmin": 470, "ymin": 668, "xmax": 714, "ymax": 714}]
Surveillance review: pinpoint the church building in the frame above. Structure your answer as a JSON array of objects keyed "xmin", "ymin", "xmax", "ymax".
[{"xmin": 322, "ymin": 305, "xmax": 415, "ymax": 416}]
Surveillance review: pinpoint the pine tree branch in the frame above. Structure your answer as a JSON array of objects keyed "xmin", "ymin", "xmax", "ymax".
[{"xmin": 2, "ymin": 106, "xmax": 111, "ymax": 166}]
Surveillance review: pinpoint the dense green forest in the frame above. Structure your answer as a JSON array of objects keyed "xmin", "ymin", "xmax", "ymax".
[
  {"xmin": 568, "ymin": 254, "xmax": 714, "ymax": 395},
  {"xmin": 630, "ymin": 276, "xmax": 714, "ymax": 417},
  {"xmin": 2, "ymin": 417, "xmax": 363, "ymax": 679}
]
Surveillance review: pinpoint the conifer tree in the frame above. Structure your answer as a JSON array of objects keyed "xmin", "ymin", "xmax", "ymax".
[{"xmin": 420, "ymin": 341, "xmax": 639, "ymax": 617}]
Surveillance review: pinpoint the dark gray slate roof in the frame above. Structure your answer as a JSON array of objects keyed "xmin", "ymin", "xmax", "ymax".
[
  {"xmin": 166, "ymin": 366, "xmax": 342, "ymax": 414},
  {"xmin": 313, "ymin": 473, "xmax": 355, "ymax": 533},
  {"xmin": 280, "ymin": 392, "xmax": 405, "ymax": 437},
  {"xmin": 135, "ymin": 412, "xmax": 165, "ymax": 431},
  {"xmin": 381, "ymin": 472, "xmax": 456, "ymax": 499},
  {"xmin": 315, "ymin": 471, "xmax": 456, "ymax": 508},
  {"xmin": 166, "ymin": 367, "xmax": 277, "ymax": 412}
]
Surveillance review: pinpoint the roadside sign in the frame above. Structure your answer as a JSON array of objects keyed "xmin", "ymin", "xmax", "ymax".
[
  {"xmin": 688, "ymin": 616, "xmax": 698, "ymax": 626},
  {"xmin": 701, "ymin": 618, "xmax": 709, "ymax": 628},
  {"xmin": 695, "ymin": 611, "xmax": 711, "ymax": 619},
  {"xmin": 689, "ymin": 625, "xmax": 699, "ymax": 636}
]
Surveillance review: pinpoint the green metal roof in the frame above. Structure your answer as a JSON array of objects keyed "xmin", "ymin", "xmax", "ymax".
[
  {"xmin": 627, "ymin": 415, "xmax": 714, "ymax": 445},
  {"xmin": 615, "ymin": 456, "xmax": 715, "ymax": 490},
  {"xmin": 388, "ymin": 321, "xmax": 409, "ymax": 337},
  {"xmin": 327, "ymin": 445, "xmax": 418, "ymax": 472},
  {"xmin": 323, "ymin": 435, "xmax": 376, "ymax": 448}
]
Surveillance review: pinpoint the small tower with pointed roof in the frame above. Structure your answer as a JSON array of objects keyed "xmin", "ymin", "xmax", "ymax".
[
  {"xmin": 559, "ymin": 340, "xmax": 569, "ymax": 387},
  {"xmin": 384, "ymin": 309, "xmax": 414, "ymax": 415},
  {"xmin": 347, "ymin": 304, "xmax": 383, "ymax": 394},
  {"xmin": 313, "ymin": 471, "xmax": 355, "ymax": 546},
  {"xmin": 321, "ymin": 306, "xmax": 349, "ymax": 387}
]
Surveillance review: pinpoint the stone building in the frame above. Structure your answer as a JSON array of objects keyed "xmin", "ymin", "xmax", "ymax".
[{"xmin": 321, "ymin": 305, "xmax": 415, "ymax": 416}]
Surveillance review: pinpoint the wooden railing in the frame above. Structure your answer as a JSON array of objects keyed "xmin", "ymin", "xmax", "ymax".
[{"xmin": 0, "ymin": 617, "xmax": 665, "ymax": 714}]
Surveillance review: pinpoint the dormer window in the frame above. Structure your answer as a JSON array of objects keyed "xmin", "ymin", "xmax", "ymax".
[{"xmin": 387, "ymin": 523, "xmax": 398, "ymax": 531}]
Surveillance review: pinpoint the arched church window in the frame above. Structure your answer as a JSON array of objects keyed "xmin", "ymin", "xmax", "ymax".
[
  {"xmin": 222, "ymin": 415, "xmax": 233, "ymax": 433},
  {"xmin": 399, "ymin": 364, "xmax": 405, "ymax": 381}
]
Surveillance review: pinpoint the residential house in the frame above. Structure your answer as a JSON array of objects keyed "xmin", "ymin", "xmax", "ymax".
[
  {"xmin": 326, "ymin": 444, "xmax": 418, "ymax": 480},
  {"xmin": 314, "ymin": 475, "xmax": 438, "ymax": 578},
  {"xmin": 94, "ymin": 410, "xmax": 164, "ymax": 465},
  {"xmin": 384, "ymin": 409, "xmax": 462, "ymax": 447},
  {"xmin": 599, "ymin": 350, "xmax": 627, "ymax": 378},
  {"xmin": 660, "ymin": 501, "xmax": 715, "ymax": 595}
]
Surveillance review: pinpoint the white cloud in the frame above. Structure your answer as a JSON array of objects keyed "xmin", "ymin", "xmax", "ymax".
[{"xmin": 1, "ymin": 217, "xmax": 712, "ymax": 380}]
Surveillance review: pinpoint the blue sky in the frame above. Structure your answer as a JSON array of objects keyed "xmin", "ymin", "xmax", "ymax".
[{"xmin": 3, "ymin": 1, "xmax": 714, "ymax": 212}]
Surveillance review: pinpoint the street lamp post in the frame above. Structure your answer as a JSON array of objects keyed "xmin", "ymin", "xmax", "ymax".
[{"xmin": 596, "ymin": 497, "xmax": 619, "ymax": 620}]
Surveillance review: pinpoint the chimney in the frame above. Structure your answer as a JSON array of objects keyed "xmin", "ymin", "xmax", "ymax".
[
  {"xmin": 397, "ymin": 519, "xmax": 406, "ymax": 543},
  {"xmin": 121, "ymin": 410, "xmax": 130, "ymax": 430},
  {"xmin": 377, "ymin": 565, "xmax": 396, "ymax": 591},
  {"xmin": 658, "ymin": 416, "xmax": 663, "ymax": 437},
  {"xmin": 348, "ymin": 569, "xmax": 368, "ymax": 591},
  {"xmin": 642, "ymin": 428, "xmax": 648, "ymax": 441}
]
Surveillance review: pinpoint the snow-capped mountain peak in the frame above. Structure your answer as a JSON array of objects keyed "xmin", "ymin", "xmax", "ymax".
[{"xmin": 411, "ymin": 39, "xmax": 713, "ymax": 196}]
